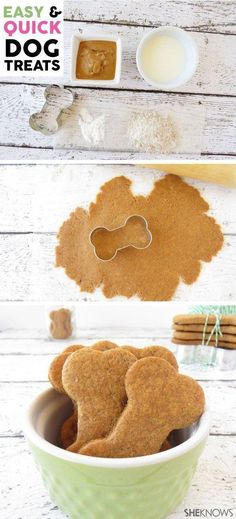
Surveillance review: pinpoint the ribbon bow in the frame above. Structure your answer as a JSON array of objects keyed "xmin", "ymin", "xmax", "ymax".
[{"xmin": 202, "ymin": 312, "xmax": 223, "ymax": 348}]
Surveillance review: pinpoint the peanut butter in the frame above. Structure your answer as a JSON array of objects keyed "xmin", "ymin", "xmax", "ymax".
[{"xmin": 76, "ymin": 40, "xmax": 117, "ymax": 80}]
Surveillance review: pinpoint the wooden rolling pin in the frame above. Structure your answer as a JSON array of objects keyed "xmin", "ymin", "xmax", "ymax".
[{"xmin": 141, "ymin": 164, "xmax": 236, "ymax": 187}]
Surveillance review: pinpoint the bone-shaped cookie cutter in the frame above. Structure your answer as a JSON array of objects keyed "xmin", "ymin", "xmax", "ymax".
[
  {"xmin": 29, "ymin": 85, "xmax": 74, "ymax": 135},
  {"xmin": 89, "ymin": 215, "xmax": 152, "ymax": 262}
]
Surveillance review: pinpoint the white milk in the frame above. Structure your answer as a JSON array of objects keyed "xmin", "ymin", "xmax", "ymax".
[{"xmin": 140, "ymin": 34, "xmax": 186, "ymax": 83}]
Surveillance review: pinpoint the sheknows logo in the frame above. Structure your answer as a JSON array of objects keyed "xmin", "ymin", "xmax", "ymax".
[
  {"xmin": 184, "ymin": 509, "xmax": 234, "ymax": 518},
  {"xmin": 0, "ymin": 1, "xmax": 64, "ymax": 77}
]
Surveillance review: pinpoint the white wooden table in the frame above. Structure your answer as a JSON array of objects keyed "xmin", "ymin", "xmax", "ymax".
[
  {"xmin": 0, "ymin": 303, "xmax": 235, "ymax": 518},
  {"xmin": 0, "ymin": 164, "xmax": 236, "ymax": 302},
  {"xmin": 0, "ymin": 0, "xmax": 236, "ymax": 160}
]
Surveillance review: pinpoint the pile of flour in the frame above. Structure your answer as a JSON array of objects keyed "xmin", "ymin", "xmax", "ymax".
[
  {"xmin": 78, "ymin": 108, "xmax": 105, "ymax": 145},
  {"xmin": 128, "ymin": 112, "xmax": 178, "ymax": 153}
]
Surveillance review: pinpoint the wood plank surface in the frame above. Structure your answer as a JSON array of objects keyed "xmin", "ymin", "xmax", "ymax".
[
  {"xmin": 0, "ymin": 341, "xmax": 235, "ymax": 382},
  {"xmin": 0, "ymin": 148, "xmax": 233, "ymax": 160},
  {"xmin": 64, "ymin": 1, "xmax": 236, "ymax": 34},
  {"xmin": 0, "ymin": 0, "xmax": 236, "ymax": 158},
  {"xmin": 0, "ymin": 164, "xmax": 236, "ymax": 232},
  {"xmin": 1, "ymin": 85, "xmax": 235, "ymax": 157}
]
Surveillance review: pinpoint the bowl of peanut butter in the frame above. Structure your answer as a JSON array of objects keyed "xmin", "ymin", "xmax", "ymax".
[{"xmin": 71, "ymin": 33, "xmax": 122, "ymax": 86}]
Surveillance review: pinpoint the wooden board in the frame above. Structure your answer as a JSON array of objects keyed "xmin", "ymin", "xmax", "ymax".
[
  {"xmin": 1, "ymin": 164, "xmax": 236, "ymax": 232},
  {"xmin": 0, "ymin": 148, "xmax": 231, "ymax": 160},
  {"xmin": 64, "ymin": 1, "xmax": 236, "ymax": 34},
  {"xmin": 0, "ymin": 0, "xmax": 236, "ymax": 158}
]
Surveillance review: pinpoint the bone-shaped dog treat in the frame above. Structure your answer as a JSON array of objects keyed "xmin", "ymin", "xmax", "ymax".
[
  {"xmin": 48, "ymin": 341, "xmax": 118, "ymax": 394},
  {"xmin": 60, "ymin": 409, "xmax": 78, "ymax": 450},
  {"xmin": 49, "ymin": 308, "xmax": 73, "ymax": 340},
  {"xmin": 122, "ymin": 345, "xmax": 178, "ymax": 370},
  {"xmin": 63, "ymin": 341, "xmax": 118, "ymax": 355},
  {"xmin": 80, "ymin": 357, "xmax": 205, "ymax": 458},
  {"xmin": 90, "ymin": 215, "xmax": 152, "ymax": 261},
  {"xmin": 60, "ymin": 412, "xmax": 172, "ymax": 452},
  {"xmin": 160, "ymin": 440, "xmax": 172, "ymax": 451},
  {"xmin": 90, "ymin": 340, "xmax": 118, "ymax": 352},
  {"xmin": 29, "ymin": 85, "xmax": 74, "ymax": 135},
  {"xmin": 62, "ymin": 345, "xmax": 85, "ymax": 354},
  {"xmin": 62, "ymin": 348, "xmax": 136, "ymax": 452},
  {"xmin": 48, "ymin": 347, "xmax": 83, "ymax": 394}
]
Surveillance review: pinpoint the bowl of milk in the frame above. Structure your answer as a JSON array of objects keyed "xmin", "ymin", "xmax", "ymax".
[{"xmin": 136, "ymin": 26, "xmax": 199, "ymax": 90}]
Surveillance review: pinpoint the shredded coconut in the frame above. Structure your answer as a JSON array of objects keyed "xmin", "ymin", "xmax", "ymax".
[
  {"xmin": 78, "ymin": 108, "xmax": 105, "ymax": 145},
  {"xmin": 128, "ymin": 112, "xmax": 178, "ymax": 153}
]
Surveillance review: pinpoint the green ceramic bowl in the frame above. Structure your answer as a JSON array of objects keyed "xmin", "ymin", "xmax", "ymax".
[{"xmin": 25, "ymin": 388, "xmax": 209, "ymax": 519}]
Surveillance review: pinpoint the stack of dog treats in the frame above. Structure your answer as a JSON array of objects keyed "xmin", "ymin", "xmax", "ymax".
[{"xmin": 172, "ymin": 314, "xmax": 236, "ymax": 350}]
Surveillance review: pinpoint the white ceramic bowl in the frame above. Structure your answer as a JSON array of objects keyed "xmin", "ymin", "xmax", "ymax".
[
  {"xmin": 71, "ymin": 33, "xmax": 122, "ymax": 86},
  {"xmin": 136, "ymin": 26, "xmax": 199, "ymax": 90}
]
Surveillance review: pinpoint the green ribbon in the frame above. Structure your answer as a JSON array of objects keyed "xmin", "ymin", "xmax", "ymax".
[
  {"xmin": 190, "ymin": 304, "xmax": 236, "ymax": 349},
  {"xmin": 189, "ymin": 305, "xmax": 236, "ymax": 366}
]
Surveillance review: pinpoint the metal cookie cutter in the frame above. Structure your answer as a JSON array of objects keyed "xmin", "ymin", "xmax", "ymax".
[
  {"xmin": 89, "ymin": 214, "xmax": 152, "ymax": 262},
  {"xmin": 29, "ymin": 85, "xmax": 74, "ymax": 135}
]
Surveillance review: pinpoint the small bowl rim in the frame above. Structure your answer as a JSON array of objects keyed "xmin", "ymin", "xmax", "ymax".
[
  {"xmin": 136, "ymin": 25, "xmax": 199, "ymax": 90},
  {"xmin": 25, "ymin": 388, "xmax": 210, "ymax": 469},
  {"xmin": 70, "ymin": 32, "xmax": 122, "ymax": 86}
]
